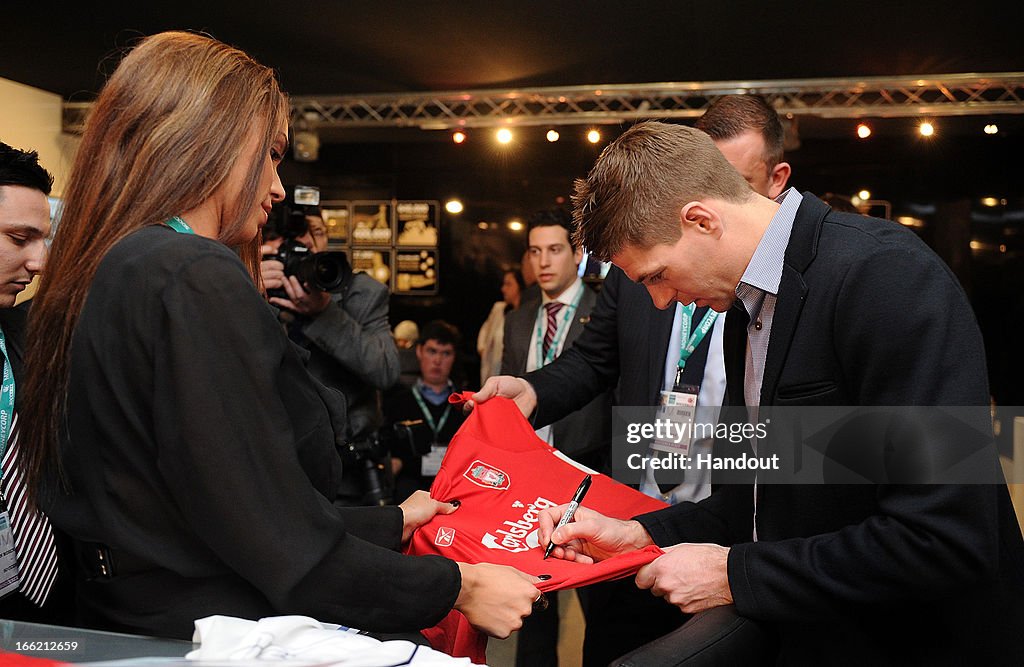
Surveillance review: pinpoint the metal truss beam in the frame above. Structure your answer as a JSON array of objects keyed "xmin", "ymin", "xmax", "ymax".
[{"xmin": 64, "ymin": 73, "xmax": 1024, "ymax": 134}]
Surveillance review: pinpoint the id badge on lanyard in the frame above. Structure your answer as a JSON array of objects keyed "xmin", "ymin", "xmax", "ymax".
[
  {"xmin": 651, "ymin": 382, "xmax": 700, "ymax": 456},
  {"xmin": 650, "ymin": 305, "xmax": 717, "ymax": 456},
  {"xmin": 0, "ymin": 510, "xmax": 20, "ymax": 598},
  {"xmin": 412, "ymin": 387, "xmax": 451, "ymax": 478}
]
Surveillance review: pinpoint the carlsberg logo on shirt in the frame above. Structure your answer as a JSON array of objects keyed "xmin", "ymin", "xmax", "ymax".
[{"xmin": 482, "ymin": 497, "xmax": 558, "ymax": 553}]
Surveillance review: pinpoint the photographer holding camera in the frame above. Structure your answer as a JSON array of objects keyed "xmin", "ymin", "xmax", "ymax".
[{"xmin": 261, "ymin": 201, "xmax": 400, "ymax": 506}]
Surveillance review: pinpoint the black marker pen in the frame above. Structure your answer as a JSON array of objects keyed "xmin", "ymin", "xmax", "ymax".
[{"xmin": 543, "ymin": 474, "xmax": 592, "ymax": 559}]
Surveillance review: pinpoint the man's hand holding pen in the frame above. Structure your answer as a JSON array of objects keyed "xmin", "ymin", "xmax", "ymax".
[
  {"xmin": 536, "ymin": 501, "xmax": 734, "ymax": 613},
  {"xmin": 537, "ymin": 502, "xmax": 654, "ymax": 564}
]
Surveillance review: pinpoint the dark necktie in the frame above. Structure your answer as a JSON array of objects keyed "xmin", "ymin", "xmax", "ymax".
[
  {"xmin": 1, "ymin": 412, "xmax": 59, "ymax": 606},
  {"xmin": 542, "ymin": 301, "xmax": 564, "ymax": 358},
  {"xmin": 723, "ymin": 300, "xmax": 750, "ymax": 408}
]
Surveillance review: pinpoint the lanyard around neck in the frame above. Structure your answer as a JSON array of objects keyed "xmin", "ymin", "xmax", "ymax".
[
  {"xmin": 0, "ymin": 328, "xmax": 15, "ymax": 471},
  {"xmin": 677, "ymin": 303, "xmax": 718, "ymax": 371},
  {"xmin": 164, "ymin": 216, "xmax": 195, "ymax": 235},
  {"xmin": 411, "ymin": 386, "xmax": 452, "ymax": 438},
  {"xmin": 533, "ymin": 286, "xmax": 584, "ymax": 368}
]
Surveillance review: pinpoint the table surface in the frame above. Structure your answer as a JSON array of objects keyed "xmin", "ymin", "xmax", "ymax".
[{"xmin": 1, "ymin": 619, "xmax": 194, "ymax": 664}]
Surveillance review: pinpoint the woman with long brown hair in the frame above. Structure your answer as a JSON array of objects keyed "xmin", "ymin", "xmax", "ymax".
[{"xmin": 17, "ymin": 31, "xmax": 538, "ymax": 641}]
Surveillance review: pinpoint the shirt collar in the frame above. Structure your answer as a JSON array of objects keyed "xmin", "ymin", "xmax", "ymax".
[
  {"xmin": 541, "ymin": 276, "xmax": 583, "ymax": 306},
  {"xmin": 415, "ymin": 378, "xmax": 454, "ymax": 405},
  {"xmin": 737, "ymin": 188, "xmax": 802, "ymax": 298}
]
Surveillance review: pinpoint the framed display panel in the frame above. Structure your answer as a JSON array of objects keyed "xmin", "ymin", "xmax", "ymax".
[
  {"xmin": 350, "ymin": 248, "xmax": 393, "ymax": 287},
  {"xmin": 320, "ymin": 202, "xmax": 351, "ymax": 247},
  {"xmin": 394, "ymin": 248, "xmax": 439, "ymax": 295},
  {"xmin": 395, "ymin": 201, "xmax": 439, "ymax": 247},
  {"xmin": 351, "ymin": 201, "xmax": 394, "ymax": 246}
]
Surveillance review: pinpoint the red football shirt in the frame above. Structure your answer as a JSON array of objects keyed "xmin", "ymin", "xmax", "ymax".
[{"xmin": 405, "ymin": 393, "xmax": 667, "ymax": 661}]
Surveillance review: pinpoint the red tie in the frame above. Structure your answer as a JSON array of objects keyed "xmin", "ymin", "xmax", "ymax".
[
  {"xmin": 1, "ymin": 412, "xmax": 59, "ymax": 606},
  {"xmin": 542, "ymin": 301, "xmax": 564, "ymax": 358}
]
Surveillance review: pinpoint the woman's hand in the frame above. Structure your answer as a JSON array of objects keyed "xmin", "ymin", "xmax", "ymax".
[
  {"xmin": 398, "ymin": 490, "xmax": 459, "ymax": 544},
  {"xmin": 455, "ymin": 563, "xmax": 541, "ymax": 638}
]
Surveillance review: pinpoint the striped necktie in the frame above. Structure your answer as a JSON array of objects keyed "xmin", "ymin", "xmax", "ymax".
[
  {"xmin": 1, "ymin": 412, "xmax": 58, "ymax": 606},
  {"xmin": 542, "ymin": 301, "xmax": 564, "ymax": 358}
]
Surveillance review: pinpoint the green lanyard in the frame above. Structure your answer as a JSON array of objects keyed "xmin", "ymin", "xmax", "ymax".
[
  {"xmin": 411, "ymin": 386, "xmax": 452, "ymax": 440},
  {"xmin": 677, "ymin": 303, "xmax": 718, "ymax": 372},
  {"xmin": 533, "ymin": 287, "xmax": 584, "ymax": 368},
  {"xmin": 164, "ymin": 216, "xmax": 195, "ymax": 235},
  {"xmin": 0, "ymin": 327, "xmax": 15, "ymax": 471}
]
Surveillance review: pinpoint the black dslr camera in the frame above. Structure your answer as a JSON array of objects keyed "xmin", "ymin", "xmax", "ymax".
[
  {"xmin": 377, "ymin": 419, "xmax": 436, "ymax": 459},
  {"xmin": 263, "ymin": 198, "xmax": 351, "ymax": 299},
  {"xmin": 269, "ymin": 234, "xmax": 350, "ymax": 295},
  {"xmin": 340, "ymin": 419, "xmax": 434, "ymax": 506}
]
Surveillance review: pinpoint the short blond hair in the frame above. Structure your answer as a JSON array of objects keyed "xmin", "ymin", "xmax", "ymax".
[{"xmin": 572, "ymin": 121, "xmax": 753, "ymax": 260}]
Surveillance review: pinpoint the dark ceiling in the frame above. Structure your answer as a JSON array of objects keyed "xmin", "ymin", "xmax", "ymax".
[
  {"xmin": 5, "ymin": 2, "xmax": 1024, "ymax": 402},
  {"xmin": 4, "ymin": 1, "xmax": 1023, "ymax": 100}
]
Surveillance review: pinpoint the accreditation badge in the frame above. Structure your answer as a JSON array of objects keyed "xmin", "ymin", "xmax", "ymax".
[
  {"xmin": 421, "ymin": 444, "xmax": 448, "ymax": 477},
  {"xmin": 650, "ymin": 384, "xmax": 699, "ymax": 457},
  {"xmin": 0, "ymin": 510, "xmax": 21, "ymax": 599}
]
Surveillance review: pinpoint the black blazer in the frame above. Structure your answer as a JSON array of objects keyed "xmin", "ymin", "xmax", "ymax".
[
  {"xmin": 0, "ymin": 302, "xmax": 27, "ymax": 382},
  {"xmin": 503, "ymin": 284, "xmax": 611, "ymax": 459},
  {"xmin": 631, "ymin": 194, "xmax": 1024, "ymax": 662},
  {"xmin": 41, "ymin": 227, "xmax": 461, "ymax": 639}
]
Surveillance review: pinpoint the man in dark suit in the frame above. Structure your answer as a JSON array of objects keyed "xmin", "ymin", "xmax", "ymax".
[
  {"xmin": 479, "ymin": 97, "xmax": 794, "ymax": 665},
  {"xmin": 483, "ymin": 121, "xmax": 1024, "ymax": 662},
  {"xmin": 502, "ymin": 208, "xmax": 610, "ymax": 468},
  {"xmin": 501, "ymin": 208, "xmax": 611, "ymax": 667}
]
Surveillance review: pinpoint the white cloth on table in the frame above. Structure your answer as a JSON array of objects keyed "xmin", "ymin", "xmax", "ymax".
[{"xmin": 187, "ymin": 615, "xmax": 480, "ymax": 665}]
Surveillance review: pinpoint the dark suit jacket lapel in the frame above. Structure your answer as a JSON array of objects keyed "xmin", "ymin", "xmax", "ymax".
[
  {"xmin": 508, "ymin": 294, "xmax": 541, "ymax": 375},
  {"xmin": 565, "ymin": 286, "xmax": 596, "ymax": 348},
  {"xmin": 760, "ymin": 193, "xmax": 826, "ymax": 403},
  {"xmin": 0, "ymin": 302, "xmax": 28, "ymax": 381}
]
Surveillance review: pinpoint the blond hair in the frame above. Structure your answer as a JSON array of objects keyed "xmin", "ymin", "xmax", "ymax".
[{"xmin": 572, "ymin": 121, "xmax": 753, "ymax": 260}]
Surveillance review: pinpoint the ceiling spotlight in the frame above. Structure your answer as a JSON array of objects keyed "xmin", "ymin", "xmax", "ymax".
[
  {"xmin": 496, "ymin": 128, "xmax": 513, "ymax": 144},
  {"xmin": 857, "ymin": 189, "xmax": 872, "ymax": 201},
  {"xmin": 508, "ymin": 220, "xmax": 524, "ymax": 232},
  {"xmin": 980, "ymin": 197, "xmax": 999, "ymax": 207},
  {"xmin": 546, "ymin": 129, "xmax": 560, "ymax": 142},
  {"xmin": 587, "ymin": 129, "xmax": 601, "ymax": 144},
  {"xmin": 856, "ymin": 123, "xmax": 872, "ymax": 139},
  {"xmin": 292, "ymin": 130, "xmax": 320, "ymax": 162},
  {"xmin": 445, "ymin": 199, "xmax": 464, "ymax": 214},
  {"xmin": 984, "ymin": 124, "xmax": 999, "ymax": 135},
  {"xmin": 918, "ymin": 121, "xmax": 935, "ymax": 137},
  {"xmin": 452, "ymin": 130, "xmax": 467, "ymax": 144}
]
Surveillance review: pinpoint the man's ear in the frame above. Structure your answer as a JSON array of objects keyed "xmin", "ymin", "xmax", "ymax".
[
  {"xmin": 680, "ymin": 201, "xmax": 720, "ymax": 234},
  {"xmin": 768, "ymin": 161, "xmax": 792, "ymax": 199}
]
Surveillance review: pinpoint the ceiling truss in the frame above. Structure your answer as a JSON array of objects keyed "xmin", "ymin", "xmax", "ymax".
[{"xmin": 63, "ymin": 73, "xmax": 1024, "ymax": 135}]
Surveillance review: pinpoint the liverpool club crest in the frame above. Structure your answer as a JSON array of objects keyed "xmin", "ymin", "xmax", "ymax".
[{"xmin": 463, "ymin": 460, "xmax": 511, "ymax": 490}]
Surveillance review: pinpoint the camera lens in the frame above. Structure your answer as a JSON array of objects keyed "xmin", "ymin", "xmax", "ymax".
[{"xmin": 311, "ymin": 255, "xmax": 343, "ymax": 291}]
